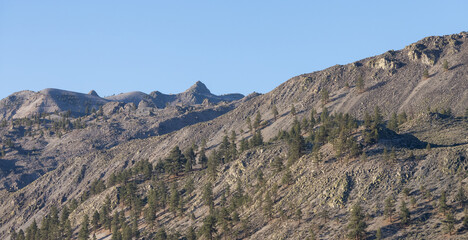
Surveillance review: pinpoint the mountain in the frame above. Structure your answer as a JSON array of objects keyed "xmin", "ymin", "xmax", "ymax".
[
  {"xmin": 1, "ymin": 32, "xmax": 467, "ymax": 239},
  {"xmin": 0, "ymin": 82, "xmax": 244, "ymax": 120}
]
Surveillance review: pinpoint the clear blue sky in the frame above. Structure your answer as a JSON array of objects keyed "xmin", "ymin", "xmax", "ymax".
[{"xmin": 1, "ymin": 1, "xmax": 467, "ymax": 99}]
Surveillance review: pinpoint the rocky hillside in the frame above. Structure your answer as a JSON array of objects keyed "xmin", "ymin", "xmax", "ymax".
[
  {"xmin": 1, "ymin": 32, "xmax": 468, "ymax": 240},
  {"xmin": 0, "ymin": 81, "xmax": 244, "ymax": 120}
]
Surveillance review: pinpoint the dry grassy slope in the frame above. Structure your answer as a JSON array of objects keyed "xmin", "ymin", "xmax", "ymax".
[{"xmin": 1, "ymin": 32, "xmax": 467, "ymax": 239}]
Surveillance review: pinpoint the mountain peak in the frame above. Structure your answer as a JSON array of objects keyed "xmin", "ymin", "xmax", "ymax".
[
  {"xmin": 88, "ymin": 90, "xmax": 99, "ymax": 97},
  {"xmin": 186, "ymin": 81, "xmax": 211, "ymax": 95}
]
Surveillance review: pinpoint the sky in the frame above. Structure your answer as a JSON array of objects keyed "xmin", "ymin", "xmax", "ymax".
[{"xmin": 1, "ymin": 1, "xmax": 467, "ymax": 99}]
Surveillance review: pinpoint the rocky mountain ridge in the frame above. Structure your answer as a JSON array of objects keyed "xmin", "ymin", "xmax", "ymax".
[
  {"xmin": 0, "ymin": 32, "xmax": 467, "ymax": 240},
  {"xmin": 0, "ymin": 81, "xmax": 244, "ymax": 120}
]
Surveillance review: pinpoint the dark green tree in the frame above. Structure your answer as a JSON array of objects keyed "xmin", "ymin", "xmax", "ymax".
[
  {"xmin": 290, "ymin": 105, "xmax": 296, "ymax": 116},
  {"xmin": 203, "ymin": 182, "xmax": 215, "ymax": 212},
  {"xmin": 186, "ymin": 225, "xmax": 196, "ymax": 240},
  {"xmin": 399, "ymin": 200, "xmax": 410, "ymax": 226},
  {"xmin": 253, "ymin": 112, "xmax": 261, "ymax": 130},
  {"xmin": 92, "ymin": 210, "xmax": 100, "ymax": 231},
  {"xmin": 439, "ymin": 191, "xmax": 448, "ymax": 214},
  {"xmin": 443, "ymin": 59, "xmax": 449, "ymax": 71},
  {"xmin": 387, "ymin": 112, "xmax": 399, "ymax": 132},
  {"xmin": 246, "ymin": 117, "xmax": 253, "ymax": 133},
  {"xmin": 423, "ymin": 69, "xmax": 429, "ymax": 79},
  {"xmin": 200, "ymin": 215, "xmax": 217, "ymax": 240},
  {"xmin": 356, "ymin": 76, "xmax": 365, "ymax": 93},
  {"xmin": 321, "ymin": 89, "xmax": 329, "ymax": 106},
  {"xmin": 263, "ymin": 191, "xmax": 273, "ymax": 220},
  {"xmin": 347, "ymin": 203, "xmax": 367, "ymax": 240},
  {"xmin": 444, "ymin": 210, "xmax": 455, "ymax": 235},
  {"xmin": 455, "ymin": 185, "xmax": 467, "ymax": 207},
  {"xmin": 272, "ymin": 105, "xmax": 279, "ymax": 120},
  {"xmin": 384, "ymin": 197, "xmax": 395, "ymax": 222},
  {"xmin": 282, "ymin": 168, "xmax": 293, "ymax": 186},
  {"xmin": 78, "ymin": 214, "xmax": 90, "ymax": 240},
  {"xmin": 169, "ymin": 183, "xmax": 180, "ymax": 215},
  {"xmin": 272, "ymin": 157, "xmax": 284, "ymax": 173},
  {"xmin": 156, "ymin": 227, "xmax": 167, "ymax": 240}
]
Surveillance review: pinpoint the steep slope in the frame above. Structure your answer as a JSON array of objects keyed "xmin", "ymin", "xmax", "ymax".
[
  {"xmin": 0, "ymin": 83, "xmax": 244, "ymax": 192},
  {"xmin": 1, "ymin": 32, "xmax": 468, "ymax": 239}
]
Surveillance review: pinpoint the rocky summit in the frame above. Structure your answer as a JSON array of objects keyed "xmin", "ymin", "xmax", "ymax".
[{"xmin": 1, "ymin": 32, "xmax": 468, "ymax": 240}]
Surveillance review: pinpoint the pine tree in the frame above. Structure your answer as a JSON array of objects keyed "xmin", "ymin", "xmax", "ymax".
[
  {"xmin": 169, "ymin": 183, "xmax": 180, "ymax": 216},
  {"xmin": 399, "ymin": 200, "xmax": 410, "ymax": 226},
  {"xmin": 78, "ymin": 214, "xmax": 90, "ymax": 240},
  {"xmin": 272, "ymin": 105, "xmax": 279, "ymax": 120},
  {"xmin": 439, "ymin": 191, "xmax": 448, "ymax": 214},
  {"xmin": 203, "ymin": 182, "xmax": 215, "ymax": 213},
  {"xmin": 254, "ymin": 112, "xmax": 261, "ymax": 130},
  {"xmin": 186, "ymin": 225, "xmax": 196, "ymax": 240},
  {"xmin": 356, "ymin": 76, "xmax": 365, "ymax": 93},
  {"xmin": 443, "ymin": 59, "xmax": 449, "ymax": 71},
  {"xmin": 384, "ymin": 197, "xmax": 395, "ymax": 222},
  {"xmin": 321, "ymin": 89, "xmax": 330, "ymax": 106},
  {"xmin": 455, "ymin": 185, "xmax": 467, "ymax": 207},
  {"xmin": 347, "ymin": 203, "xmax": 367, "ymax": 240},
  {"xmin": 246, "ymin": 117, "xmax": 253, "ymax": 133},
  {"xmin": 290, "ymin": 105, "xmax": 296, "ymax": 116},
  {"xmin": 263, "ymin": 191, "xmax": 273, "ymax": 220},
  {"xmin": 92, "ymin": 210, "xmax": 100, "ymax": 231},
  {"xmin": 282, "ymin": 168, "xmax": 293, "ymax": 186},
  {"xmin": 387, "ymin": 112, "xmax": 399, "ymax": 132},
  {"xmin": 423, "ymin": 69, "xmax": 429, "ymax": 79},
  {"xmin": 444, "ymin": 210, "xmax": 455, "ymax": 235},
  {"xmin": 272, "ymin": 157, "xmax": 284, "ymax": 173},
  {"xmin": 201, "ymin": 215, "xmax": 217, "ymax": 240},
  {"xmin": 198, "ymin": 146, "xmax": 208, "ymax": 169},
  {"xmin": 156, "ymin": 227, "xmax": 167, "ymax": 240}
]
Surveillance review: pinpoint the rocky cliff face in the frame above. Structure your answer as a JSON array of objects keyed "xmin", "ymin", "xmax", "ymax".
[{"xmin": 0, "ymin": 32, "xmax": 467, "ymax": 240}]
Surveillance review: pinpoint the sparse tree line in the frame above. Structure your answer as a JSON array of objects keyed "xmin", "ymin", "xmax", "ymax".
[{"xmin": 8, "ymin": 102, "xmax": 468, "ymax": 240}]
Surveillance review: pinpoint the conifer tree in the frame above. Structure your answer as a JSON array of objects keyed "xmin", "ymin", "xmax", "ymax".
[
  {"xmin": 387, "ymin": 112, "xmax": 399, "ymax": 132},
  {"xmin": 444, "ymin": 210, "xmax": 455, "ymax": 235},
  {"xmin": 253, "ymin": 112, "xmax": 261, "ymax": 130},
  {"xmin": 443, "ymin": 59, "xmax": 449, "ymax": 71},
  {"xmin": 203, "ymin": 182, "xmax": 215, "ymax": 213},
  {"xmin": 186, "ymin": 226, "xmax": 196, "ymax": 240},
  {"xmin": 246, "ymin": 117, "xmax": 253, "ymax": 133},
  {"xmin": 423, "ymin": 69, "xmax": 429, "ymax": 79},
  {"xmin": 455, "ymin": 185, "xmax": 467, "ymax": 207},
  {"xmin": 321, "ymin": 89, "xmax": 329, "ymax": 106},
  {"xmin": 272, "ymin": 157, "xmax": 284, "ymax": 173},
  {"xmin": 439, "ymin": 191, "xmax": 448, "ymax": 214},
  {"xmin": 92, "ymin": 210, "xmax": 100, "ymax": 231},
  {"xmin": 356, "ymin": 76, "xmax": 365, "ymax": 93},
  {"xmin": 290, "ymin": 105, "xmax": 296, "ymax": 116},
  {"xmin": 384, "ymin": 197, "xmax": 395, "ymax": 222},
  {"xmin": 399, "ymin": 200, "xmax": 410, "ymax": 226},
  {"xmin": 78, "ymin": 214, "xmax": 90, "ymax": 240},
  {"xmin": 201, "ymin": 215, "xmax": 217, "ymax": 240},
  {"xmin": 264, "ymin": 191, "xmax": 273, "ymax": 220},
  {"xmin": 282, "ymin": 168, "xmax": 293, "ymax": 186},
  {"xmin": 272, "ymin": 105, "xmax": 279, "ymax": 120},
  {"xmin": 169, "ymin": 183, "xmax": 180, "ymax": 216},
  {"xmin": 347, "ymin": 203, "xmax": 367, "ymax": 240}
]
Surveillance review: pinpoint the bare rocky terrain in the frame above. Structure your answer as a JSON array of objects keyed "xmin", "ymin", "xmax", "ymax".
[{"xmin": 0, "ymin": 32, "xmax": 468, "ymax": 240}]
